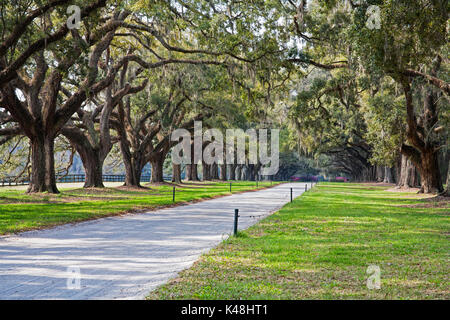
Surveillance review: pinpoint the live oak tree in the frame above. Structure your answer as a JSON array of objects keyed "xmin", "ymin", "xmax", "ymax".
[
  {"xmin": 2, "ymin": 0, "xmax": 445, "ymax": 195},
  {"xmin": 289, "ymin": 68, "xmax": 376, "ymax": 181},
  {"xmin": 111, "ymin": 62, "xmax": 216, "ymax": 187},
  {"xmin": 61, "ymin": 58, "xmax": 147, "ymax": 188},
  {"xmin": 0, "ymin": 2, "xmax": 130, "ymax": 193},
  {"xmin": 361, "ymin": 79, "xmax": 423, "ymax": 187},
  {"xmin": 278, "ymin": 0, "xmax": 448, "ymax": 193},
  {"xmin": 349, "ymin": 0, "xmax": 449, "ymax": 193},
  {"xmin": 0, "ymin": 0, "xmax": 264, "ymax": 192}
]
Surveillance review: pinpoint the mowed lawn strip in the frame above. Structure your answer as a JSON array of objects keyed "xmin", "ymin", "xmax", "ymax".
[
  {"xmin": 0, "ymin": 181, "xmax": 278, "ymax": 235},
  {"xmin": 148, "ymin": 183, "xmax": 449, "ymax": 300}
]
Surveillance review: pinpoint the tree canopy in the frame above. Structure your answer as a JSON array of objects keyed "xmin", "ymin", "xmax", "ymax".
[{"xmin": 0, "ymin": 0, "xmax": 448, "ymax": 194}]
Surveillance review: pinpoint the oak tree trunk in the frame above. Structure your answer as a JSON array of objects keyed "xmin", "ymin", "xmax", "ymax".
[
  {"xmin": 186, "ymin": 164, "xmax": 199, "ymax": 181},
  {"xmin": 202, "ymin": 162, "xmax": 211, "ymax": 181},
  {"xmin": 247, "ymin": 164, "xmax": 255, "ymax": 181},
  {"xmin": 150, "ymin": 155, "xmax": 164, "ymax": 183},
  {"xmin": 220, "ymin": 164, "xmax": 227, "ymax": 181},
  {"xmin": 211, "ymin": 163, "xmax": 219, "ymax": 180},
  {"xmin": 240, "ymin": 165, "xmax": 247, "ymax": 180},
  {"xmin": 228, "ymin": 164, "xmax": 237, "ymax": 180},
  {"xmin": 383, "ymin": 167, "xmax": 394, "ymax": 184},
  {"xmin": 394, "ymin": 156, "xmax": 402, "ymax": 185},
  {"xmin": 83, "ymin": 152, "xmax": 104, "ymax": 188},
  {"xmin": 398, "ymin": 155, "xmax": 420, "ymax": 188},
  {"xmin": 418, "ymin": 149, "xmax": 443, "ymax": 194},
  {"xmin": 376, "ymin": 165, "xmax": 384, "ymax": 182},
  {"xmin": 235, "ymin": 165, "xmax": 242, "ymax": 181},
  {"xmin": 172, "ymin": 164, "xmax": 182, "ymax": 183},
  {"xmin": 401, "ymin": 82, "xmax": 443, "ymax": 193},
  {"xmin": 75, "ymin": 146, "xmax": 104, "ymax": 188},
  {"xmin": 28, "ymin": 135, "xmax": 58, "ymax": 193},
  {"xmin": 444, "ymin": 161, "xmax": 450, "ymax": 196},
  {"xmin": 122, "ymin": 150, "xmax": 143, "ymax": 188}
]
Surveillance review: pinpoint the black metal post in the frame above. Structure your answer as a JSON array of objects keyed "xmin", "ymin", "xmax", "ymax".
[
  {"xmin": 290, "ymin": 188, "xmax": 293, "ymax": 202},
  {"xmin": 173, "ymin": 186, "xmax": 175, "ymax": 202},
  {"xmin": 233, "ymin": 209, "xmax": 239, "ymax": 236},
  {"xmin": 230, "ymin": 182, "xmax": 232, "ymax": 192}
]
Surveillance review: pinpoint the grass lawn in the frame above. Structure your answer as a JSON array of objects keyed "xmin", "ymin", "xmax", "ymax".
[
  {"xmin": 148, "ymin": 183, "xmax": 449, "ymax": 300},
  {"xmin": 0, "ymin": 181, "xmax": 277, "ymax": 235}
]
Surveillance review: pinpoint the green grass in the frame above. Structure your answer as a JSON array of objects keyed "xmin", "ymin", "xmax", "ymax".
[
  {"xmin": 0, "ymin": 181, "xmax": 278, "ymax": 235},
  {"xmin": 148, "ymin": 183, "xmax": 450, "ymax": 300}
]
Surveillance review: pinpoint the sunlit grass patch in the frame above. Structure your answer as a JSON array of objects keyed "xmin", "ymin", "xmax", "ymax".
[{"xmin": 148, "ymin": 183, "xmax": 449, "ymax": 300}]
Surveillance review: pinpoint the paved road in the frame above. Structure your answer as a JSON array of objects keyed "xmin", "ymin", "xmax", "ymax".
[{"xmin": 0, "ymin": 183, "xmax": 307, "ymax": 300}]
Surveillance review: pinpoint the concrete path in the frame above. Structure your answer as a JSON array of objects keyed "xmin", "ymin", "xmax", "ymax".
[{"xmin": 0, "ymin": 183, "xmax": 307, "ymax": 300}]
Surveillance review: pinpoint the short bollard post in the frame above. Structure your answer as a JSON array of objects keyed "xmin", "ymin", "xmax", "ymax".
[
  {"xmin": 256, "ymin": 180, "xmax": 258, "ymax": 188},
  {"xmin": 172, "ymin": 186, "xmax": 175, "ymax": 202},
  {"xmin": 290, "ymin": 188, "xmax": 293, "ymax": 202},
  {"xmin": 305, "ymin": 184, "xmax": 307, "ymax": 192},
  {"xmin": 230, "ymin": 182, "xmax": 232, "ymax": 192},
  {"xmin": 233, "ymin": 209, "xmax": 239, "ymax": 236}
]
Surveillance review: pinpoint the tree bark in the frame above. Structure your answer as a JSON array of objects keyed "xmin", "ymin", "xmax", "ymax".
[
  {"xmin": 228, "ymin": 164, "xmax": 237, "ymax": 180},
  {"xmin": 28, "ymin": 136, "xmax": 46, "ymax": 193},
  {"xmin": 211, "ymin": 163, "xmax": 219, "ymax": 180},
  {"xmin": 186, "ymin": 164, "xmax": 199, "ymax": 181},
  {"xmin": 220, "ymin": 164, "xmax": 227, "ymax": 181},
  {"xmin": 443, "ymin": 161, "xmax": 450, "ymax": 196},
  {"xmin": 219, "ymin": 148, "xmax": 227, "ymax": 181},
  {"xmin": 394, "ymin": 155, "xmax": 402, "ymax": 185},
  {"xmin": 28, "ymin": 135, "xmax": 58, "ymax": 193},
  {"xmin": 247, "ymin": 164, "xmax": 255, "ymax": 181},
  {"xmin": 202, "ymin": 161, "xmax": 211, "ymax": 181},
  {"xmin": 121, "ymin": 142, "xmax": 143, "ymax": 188},
  {"xmin": 398, "ymin": 154, "xmax": 420, "ymax": 188},
  {"xmin": 376, "ymin": 165, "xmax": 384, "ymax": 182},
  {"xmin": 62, "ymin": 127, "xmax": 105, "ymax": 188},
  {"xmin": 79, "ymin": 148, "xmax": 104, "ymax": 188},
  {"xmin": 61, "ymin": 133, "xmax": 105, "ymax": 188},
  {"xmin": 235, "ymin": 165, "xmax": 242, "ymax": 181},
  {"xmin": 400, "ymin": 81, "xmax": 443, "ymax": 193},
  {"xmin": 172, "ymin": 164, "xmax": 182, "ymax": 183},
  {"xmin": 240, "ymin": 165, "xmax": 247, "ymax": 180},
  {"xmin": 186, "ymin": 140, "xmax": 199, "ymax": 181},
  {"xmin": 150, "ymin": 153, "xmax": 164, "ymax": 183},
  {"xmin": 418, "ymin": 149, "xmax": 443, "ymax": 193},
  {"xmin": 383, "ymin": 166, "xmax": 394, "ymax": 184}
]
